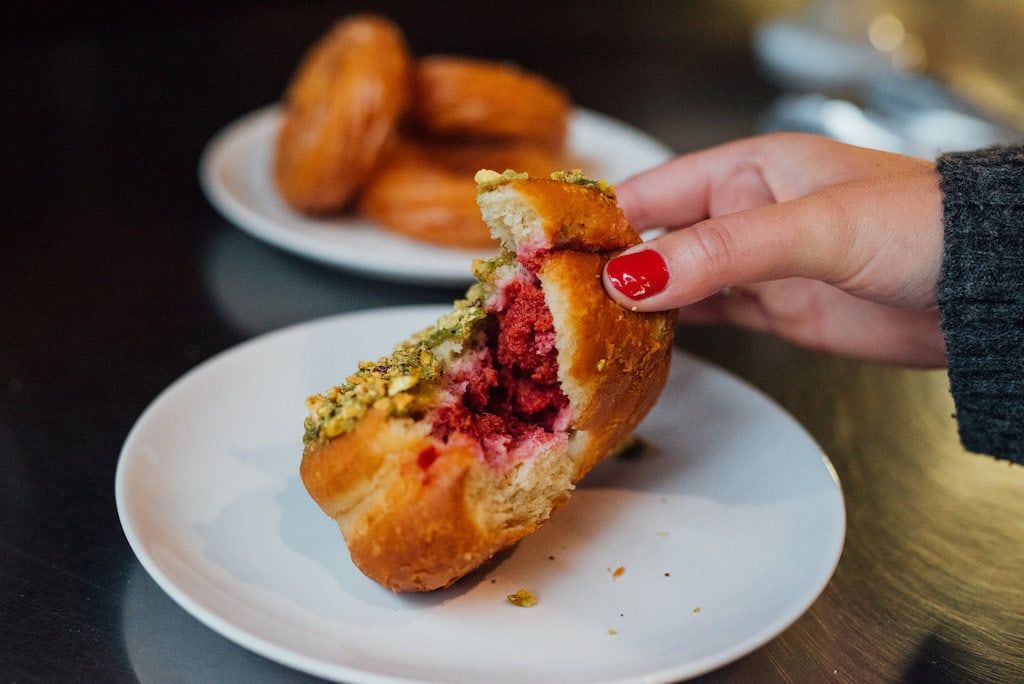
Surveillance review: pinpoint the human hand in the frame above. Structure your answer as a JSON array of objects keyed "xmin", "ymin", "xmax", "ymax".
[{"xmin": 602, "ymin": 133, "xmax": 947, "ymax": 367}]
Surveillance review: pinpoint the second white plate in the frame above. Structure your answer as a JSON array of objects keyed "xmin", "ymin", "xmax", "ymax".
[
  {"xmin": 117, "ymin": 305, "xmax": 845, "ymax": 683},
  {"xmin": 199, "ymin": 106, "xmax": 673, "ymax": 286}
]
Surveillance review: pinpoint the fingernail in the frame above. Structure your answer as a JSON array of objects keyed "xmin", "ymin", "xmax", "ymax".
[{"xmin": 606, "ymin": 249, "xmax": 669, "ymax": 300}]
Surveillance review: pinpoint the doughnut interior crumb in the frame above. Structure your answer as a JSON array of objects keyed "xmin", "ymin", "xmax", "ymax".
[
  {"xmin": 507, "ymin": 588, "xmax": 537, "ymax": 607},
  {"xmin": 477, "ymin": 177, "xmax": 545, "ymax": 253}
]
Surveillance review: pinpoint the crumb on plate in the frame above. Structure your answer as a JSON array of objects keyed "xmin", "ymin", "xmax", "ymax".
[{"xmin": 507, "ymin": 588, "xmax": 537, "ymax": 607}]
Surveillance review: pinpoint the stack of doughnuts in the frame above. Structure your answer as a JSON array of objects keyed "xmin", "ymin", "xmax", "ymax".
[{"xmin": 274, "ymin": 15, "xmax": 572, "ymax": 248}]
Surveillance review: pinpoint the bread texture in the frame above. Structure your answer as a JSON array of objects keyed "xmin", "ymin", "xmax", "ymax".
[{"xmin": 300, "ymin": 170, "xmax": 674, "ymax": 591}]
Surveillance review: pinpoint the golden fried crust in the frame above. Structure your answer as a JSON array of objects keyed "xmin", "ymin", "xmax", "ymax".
[
  {"xmin": 420, "ymin": 140, "xmax": 567, "ymax": 177},
  {"xmin": 302, "ymin": 410, "xmax": 516, "ymax": 591},
  {"xmin": 359, "ymin": 141, "xmax": 565, "ymax": 249},
  {"xmin": 301, "ymin": 407, "xmax": 410, "ymax": 520},
  {"xmin": 274, "ymin": 16, "xmax": 411, "ymax": 213},
  {"xmin": 411, "ymin": 57, "xmax": 569, "ymax": 146},
  {"xmin": 513, "ymin": 178, "xmax": 641, "ymax": 253},
  {"xmin": 343, "ymin": 440, "xmax": 502, "ymax": 592},
  {"xmin": 539, "ymin": 252, "xmax": 674, "ymax": 476},
  {"xmin": 359, "ymin": 161, "xmax": 492, "ymax": 248}
]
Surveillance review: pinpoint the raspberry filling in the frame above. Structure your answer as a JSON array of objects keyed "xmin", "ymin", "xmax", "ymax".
[{"xmin": 430, "ymin": 271, "xmax": 570, "ymax": 466}]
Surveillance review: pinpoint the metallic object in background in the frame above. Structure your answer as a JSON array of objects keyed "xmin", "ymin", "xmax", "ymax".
[
  {"xmin": 762, "ymin": 84, "xmax": 1021, "ymax": 159},
  {"xmin": 754, "ymin": 15, "xmax": 897, "ymax": 93},
  {"xmin": 755, "ymin": 6, "xmax": 1023, "ymax": 157}
]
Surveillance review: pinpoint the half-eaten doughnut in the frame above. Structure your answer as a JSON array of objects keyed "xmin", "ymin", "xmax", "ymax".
[{"xmin": 300, "ymin": 170, "xmax": 674, "ymax": 591}]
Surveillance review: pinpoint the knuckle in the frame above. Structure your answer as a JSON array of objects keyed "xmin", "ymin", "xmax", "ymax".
[
  {"xmin": 685, "ymin": 218, "xmax": 735, "ymax": 282},
  {"xmin": 813, "ymin": 189, "xmax": 862, "ymax": 282}
]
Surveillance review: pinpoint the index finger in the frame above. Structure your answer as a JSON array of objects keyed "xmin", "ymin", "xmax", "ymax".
[
  {"xmin": 615, "ymin": 141, "xmax": 756, "ymax": 231},
  {"xmin": 616, "ymin": 132, "xmax": 922, "ymax": 231}
]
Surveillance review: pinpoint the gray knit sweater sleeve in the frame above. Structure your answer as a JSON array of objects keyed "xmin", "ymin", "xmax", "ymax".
[{"xmin": 937, "ymin": 145, "xmax": 1024, "ymax": 464}]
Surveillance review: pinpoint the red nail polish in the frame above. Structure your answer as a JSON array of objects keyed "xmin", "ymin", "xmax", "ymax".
[{"xmin": 606, "ymin": 250, "xmax": 669, "ymax": 300}]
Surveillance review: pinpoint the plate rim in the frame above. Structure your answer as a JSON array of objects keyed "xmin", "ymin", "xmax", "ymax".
[
  {"xmin": 197, "ymin": 105, "xmax": 675, "ymax": 287},
  {"xmin": 116, "ymin": 305, "xmax": 845, "ymax": 684}
]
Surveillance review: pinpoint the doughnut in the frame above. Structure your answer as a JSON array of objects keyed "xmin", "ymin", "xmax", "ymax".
[
  {"xmin": 357, "ymin": 139, "xmax": 567, "ymax": 249},
  {"xmin": 274, "ymin": 16, "xmax": 411, "ymax": 213},
  {"xmin": 301, "ymin": 170, "xmax": 674, "ymax": 590},
  {"xmin": 410, "ymin": 56, "xmax": 570, "ymax": 146}
]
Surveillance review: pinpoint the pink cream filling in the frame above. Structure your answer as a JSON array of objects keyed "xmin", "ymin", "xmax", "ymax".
[{"xmin": 429, "ymin": 267, "xmax": 571, "ymax": 467}]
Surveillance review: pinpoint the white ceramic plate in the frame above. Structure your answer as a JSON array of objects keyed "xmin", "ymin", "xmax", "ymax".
[
  {"xmin": 199, "ymin": 106, "xmax": 673, "ymax": 286},
  {"xmin": 117, "ymin": 306, "xmax": 845, "ymax": 683}
]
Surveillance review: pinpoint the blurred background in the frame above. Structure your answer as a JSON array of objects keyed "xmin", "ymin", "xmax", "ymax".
[
  {"xmin": 2, "ymin": 1, "xmax": 1023, "ymax": 682},
  {"xmin": 5, "ymin": 0, "xmax": 1024, "ymax": 164}
]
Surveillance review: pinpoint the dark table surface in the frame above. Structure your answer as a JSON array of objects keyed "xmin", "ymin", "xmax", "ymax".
[{"xmin": 2, "ymin": 2, "xmax": 1023, "ymax": 682}]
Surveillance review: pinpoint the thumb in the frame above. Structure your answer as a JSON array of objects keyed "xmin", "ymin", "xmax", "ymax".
[{"xmin": 603, "ymin": 194, "xmax": 850, "ymax": 311}]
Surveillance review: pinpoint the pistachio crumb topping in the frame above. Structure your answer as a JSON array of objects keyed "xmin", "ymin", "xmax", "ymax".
[
  {"xmin": 471, "ymin": 248, "xmax": 516, "ymax": 280},
  {"xmin": 475, "ymin": 168, "xmax": 529, "ymax": 192},
  {"xmin": 302, "ymin": 294, "xmax": 488, "ymax": 445},
  {"xmin": 506, "ymin": 588, "xmax": 537, "ymax": 607},
  {"xmin": 549, "ymin": 169, "xmax": 616, "ymax": 199}
]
